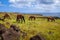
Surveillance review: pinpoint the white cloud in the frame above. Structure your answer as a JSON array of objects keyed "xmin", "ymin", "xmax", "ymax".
[
  {"xmin": 0, "ymin": 2, "xmax": 4, "ymax": 6},
  {"xmin": 9, "ymin": 0, "xmax": 16, "ymax": 3},
  {"xmin": 9, "ymin": 0, "xmax": 60, "ymax": 12},
  {"xmin": 9, "ymin": 0, "xmax": 37, "ymax": 7}
]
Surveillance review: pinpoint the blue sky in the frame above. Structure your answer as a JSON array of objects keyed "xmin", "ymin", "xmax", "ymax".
[{"xmin": 0, "ymin": 0, "xmax": 60, "ymax": 17}]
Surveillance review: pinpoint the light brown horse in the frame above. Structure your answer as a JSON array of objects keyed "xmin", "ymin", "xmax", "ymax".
[
  {"xmin": 29, "ymin": 16, "xmax": 36, "ymax": 21},
  {"xmin": 16, "ymin": 14, "xmax": 25, "ymax": 23},
  {"xmin": 47, "ymin": 16, "xmax": 55, "ymax": 22}
]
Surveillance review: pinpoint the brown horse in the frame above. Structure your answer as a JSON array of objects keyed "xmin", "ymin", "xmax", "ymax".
[
  {"xmin": 47, "ymin": 16, "xmax": 55, "ymax": 22},
  {"xmin": 3, "ymin": 13, "xmax": 10, "ymax": 19},
  {"xmin": 16, "ymin": 14, "xmax": 25, "ymax": 23},
  {"xmin": 29, "ymin": 16, "xmax": 36, "ymax": 21},
  {"xmin": 0, "ymin": 14, "xmax": 10, "ymax": 21}
]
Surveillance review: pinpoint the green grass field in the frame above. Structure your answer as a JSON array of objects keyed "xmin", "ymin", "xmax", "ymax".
[{"xmin": 0, "ymin": 13, "xmax": 60, "ymax": 40}]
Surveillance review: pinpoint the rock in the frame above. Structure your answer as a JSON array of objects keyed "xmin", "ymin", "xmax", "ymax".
[
  {"xmin": 30, "ymin": 34, "xmax": 45, "ymax": 40},
  {"xmin": 0, "ymin": 23, "xmax": 7, "ymax": 40},
  {"xmin": 2, "ymin": 25, "xmax": 20, "ymax": 40}
]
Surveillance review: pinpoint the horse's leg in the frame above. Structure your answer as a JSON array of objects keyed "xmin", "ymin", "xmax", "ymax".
[
  {"xmin": 23, "ymin": 17, "xmax": 25, "ymax": 23},
  {"xmin": 34, "ymin": 18, "xmax": 35, "ymax": 20},
  {"xmin": 30, "ymin": 18, "xmax": 32, "ymax": 21},
  {"xmin": 19, "ymin": 19, "xmax": 20, "ymax": 23},
  {"xmin": 50, "ymin": 19, "xmax": 52, "ymax": 22},
  {"xmin": 53, "ymin": 18, "xmax": 55, "ymax": 22},
  {"xmin": 23, "ymin": 19, "xmax": 25, "ymax": 23},
  {"xmin": 47, "ymin": 18, "xmax": 49, "ymax": 22},
  {"xmin": 48, "ymin": 18, "xmax": 50, "ymax": 22},
  {"xmin": 52, "ymin": 19, "xmax": 55, "ymax": 22},
  {"xmin": 19, "ymin": 19, "xmax": 22, "ymax": 23},
  {"xmin": 16, "ymin": 19, "xmax": 20, "ymax": 23},
  {"xmin": 22, "ymin": 17, "xmax": 25, "ymax": 23},
  {"xmin": 54, "ymin": 19, "xmax": 55, "ymax": 22},
  {"xmin": 20, "ymin": 18, "xmax": 23, "ymax": 23},
  {"xmin": 51, "ymin": 19, "xmax": 54, "ymax": 22},
  {"xmin": 29, "ymin": 18, "xmax": 30, "ymax": 21},
  {"xmin": 50, "ymin": 18, "xmax": 54, "ymax": 22}
]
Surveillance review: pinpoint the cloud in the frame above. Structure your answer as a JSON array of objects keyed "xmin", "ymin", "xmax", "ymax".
[
  {"xmin": 9, "ymin": 0, "xmax": 37, "ymax": 8},
  {"xmin": 9, "ymin": 0, "xmax": 60, "ymax": 13},
  {"xmin": 0, "ymin": 2, "xmax": 4, "ymax": 6}
]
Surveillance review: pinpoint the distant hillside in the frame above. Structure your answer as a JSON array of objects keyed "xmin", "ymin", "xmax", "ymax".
[{"xmin": 0, "ymin": 12, "xmax": 43, "ymax": 16}]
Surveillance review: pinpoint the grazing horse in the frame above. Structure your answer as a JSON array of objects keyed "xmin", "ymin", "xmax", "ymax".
[
  {"xmin": 16, "ymin": 14, "xmax": 25, "ymax": 23},
  {"xmin": 29, "ymin": 16, "xmax": 36, "ymax": 21},
  {"xmin": 3, "ymin": 13, "xmax": 10, "ymax": 19},
  {"xmin": 47, "ymin": 16, "xmax": 55, "ymax": 22},
  {"xmin": 0, "ymin": 14, "xmax": 10, "ymax": 21}
]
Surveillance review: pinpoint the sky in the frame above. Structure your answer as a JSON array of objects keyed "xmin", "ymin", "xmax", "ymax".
[{"xmin": 0, "ymin": 0, "xmax": 60, "ymax": 17}]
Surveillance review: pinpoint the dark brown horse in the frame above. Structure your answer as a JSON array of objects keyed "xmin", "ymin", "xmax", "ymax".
[
  {"xmin": 47, "ymin": 16, "xmax": 55, "ymax": 22},
  {"xmin": 16, "ymin": 14, "xmax": 25, "ymax": 23},
  {"xmin": 3, "ymin": 13, "xmax": 10, "ymax": 19},
  {"xmin": 29, "ymin": 16, "xmax": 36, "ymax": 21},
  {"xmin": 0, "ymin": 14, "xmax": 10, "ymax": 21}
]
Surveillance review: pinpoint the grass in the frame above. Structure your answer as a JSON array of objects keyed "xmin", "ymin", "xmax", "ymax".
[{"xmin": 0, "ymin": 13, "xmax": 60, "ymax": 40}]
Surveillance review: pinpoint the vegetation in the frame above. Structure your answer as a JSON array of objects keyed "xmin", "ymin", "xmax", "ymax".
[{"xmin": 0, "ymin": 13, "xmax": 60, "ymax": 40}]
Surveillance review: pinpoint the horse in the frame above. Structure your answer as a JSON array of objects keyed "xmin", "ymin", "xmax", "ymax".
[
  {"xmin": 29, "ymin": 16, "xmax": 36, "ymax": 21},
  {"xmin": 16, "ymin": 14, "xmax": 25, "ymax": 23},
  {"xmin": 3, "ymin": 13, "xmax": 10, "ymax": 19},
  {"xmin": 47, "ymin": 16, "xmax": 55, "ymax": 22},
  {"xmin": 0, "ymin": 14, "xmax": 10, "ymax": 21}
]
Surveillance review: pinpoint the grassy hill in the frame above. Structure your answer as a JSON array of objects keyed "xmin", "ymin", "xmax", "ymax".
[{"xmin": 0, "ymin": 13, "xmax": 60, "ymax": 40}]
